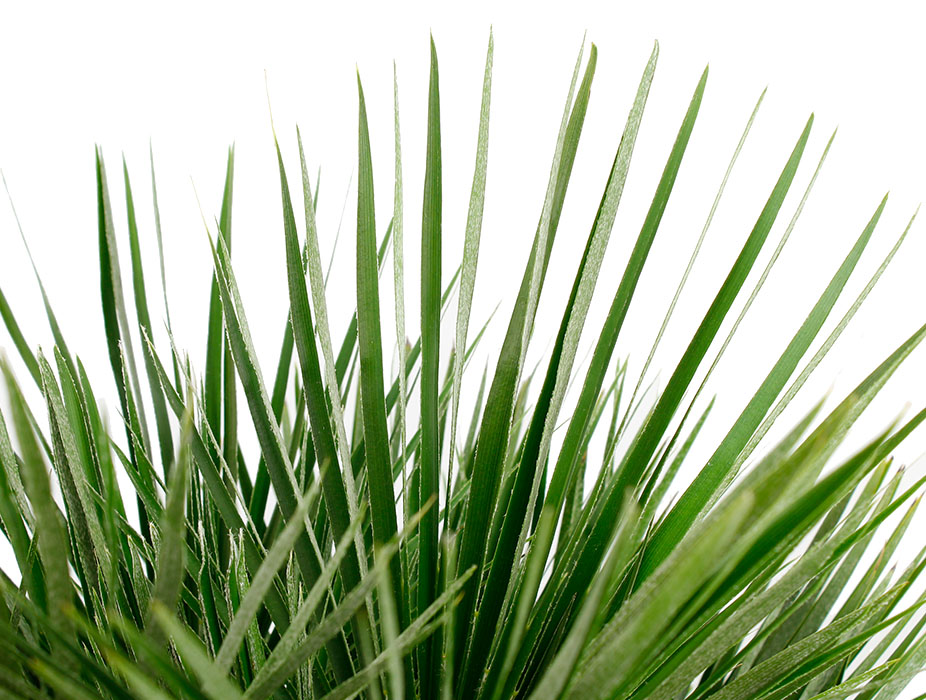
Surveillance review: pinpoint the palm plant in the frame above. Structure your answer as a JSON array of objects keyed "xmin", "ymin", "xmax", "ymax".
[{"xmin": 0, "ymin": 31, "xmax": 925, "ymax": 700}]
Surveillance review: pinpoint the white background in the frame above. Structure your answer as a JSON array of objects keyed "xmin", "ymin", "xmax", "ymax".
[{"xmin": 1, "ymin": 1, "xmax": 926, "ymax": 695}]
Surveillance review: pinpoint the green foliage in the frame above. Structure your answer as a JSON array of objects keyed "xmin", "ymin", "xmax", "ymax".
[{"xmin": 1, "ymin": 33, "xmax": 925, "ymax": 700}]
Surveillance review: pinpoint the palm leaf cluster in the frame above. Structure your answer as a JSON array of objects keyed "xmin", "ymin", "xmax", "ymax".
[{"xmin": 0, "ymin": 32, "xmax": 925, "ymax": 700}]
